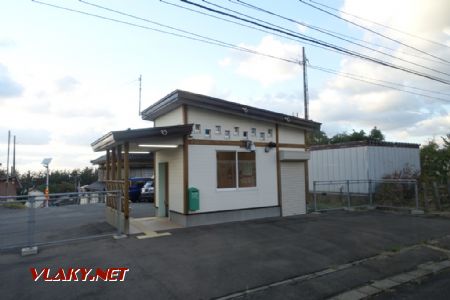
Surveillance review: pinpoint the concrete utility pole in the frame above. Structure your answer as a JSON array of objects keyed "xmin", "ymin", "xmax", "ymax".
[
  {"xmin": 12, "ymin": 135, "xmax": 16, "ymax": 177},
  {"xmin": 6, "ymin": 130, "xmax": 10, "ymax": 195},
  {"xmin": 302, "ymin": 47, "xmax": 309, "ymax": 120},
  {"xmin": 138, "ymin": 74, "xmax": 142, "ymax": 116}
]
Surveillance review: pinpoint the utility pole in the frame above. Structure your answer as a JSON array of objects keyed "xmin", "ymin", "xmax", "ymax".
[
  {"xmin": 138, "ymin": 74, "xmax": 142, "ymax": 116},
  {"xmin": 6, "ymin": 130, "xmax": 10, "ymax": 195},
  {"xmin": 12, "ymin": 135, "xmax": 16, "ymax": 177},
  {"xmin": 302, "ymin": 47, "xmax": 309, "ymax": 120}
]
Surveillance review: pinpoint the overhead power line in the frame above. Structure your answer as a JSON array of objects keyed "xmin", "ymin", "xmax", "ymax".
[
  {"xmin": 308, "ymin": 0, "xmax": 450, "ymax": 50},
  {"xmin": 308, "ymin": 64, "xmax": 450, "ymax": 103},
  {"xmin": 179, "ymin": 0, "xmax": 450, "ymax": 85},
  {"xmin": 228, "ymin": 0, "xmax": 450, "ymax": 78},
  {"xmin": 31, "ymin": 0, "xmax": 299, "ymax": 65},
  {"xmin": 229, "ymin": 0, "xmax": 448, "ymax": 67},
  {"xmin": 31, "ymin": 0, "xmax": 450, "ymax": 103},
  {"xmin": 297, "ymin": 0, "xmax": 450, "ymax": 64}
]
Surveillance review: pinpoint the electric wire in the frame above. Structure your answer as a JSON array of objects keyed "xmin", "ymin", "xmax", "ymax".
[
  {"xmin": 308, "ymin": 0, "xmax": 450, "ymax": 50},
  {"xmin": 178, "ymin": 0, "xmax": 450, "ymax": 85},
  {"xmin": 297, "ymin": 0, "xmax": 450, "ymax": 64},
  {"xmin": 228, "ymin": 0, "xmax": 450, "ymax": 77},
  {"xmin": 31, "ymin": 0, "xmax": 299, "ymax": 65},
  {"xmin": 30, "ymin": 0, "xmax": 450, "ymax": 103}
]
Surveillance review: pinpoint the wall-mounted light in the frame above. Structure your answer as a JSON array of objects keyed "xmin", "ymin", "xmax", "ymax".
[
  {"xmin": 264, "ymin": 142, "xmax": 277, "ymax": 153},
  {"xmin": 138, "ymin": 144, "xmax": 178, "ymax": 148},
  {"xmin": 244, "ymin": 140, "xmax": 256, "ymax": 152}
]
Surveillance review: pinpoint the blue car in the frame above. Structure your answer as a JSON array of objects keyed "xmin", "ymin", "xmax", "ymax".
[{"xmin": 128, "ymin": 177, "xmax": 152, "ymax": 202}]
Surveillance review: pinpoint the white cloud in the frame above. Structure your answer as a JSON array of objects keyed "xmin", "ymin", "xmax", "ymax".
[
  {"xmin": 218, "ymin": 57, "xmax": 231, "ymax": 67},
  {"xmin": 228, "ymin": 35, "xmax": 301, "ymax": 86},
  {"xmin": 179, "ymin": 74, "xmax": 216, "ymax": 95},
  {"xmin": 0, "ymin": 64, "xmax": 23, "ymax": 98},
  {"xmin": 305, "ymin": 0, "xmax": 450, "ymax": 144},
  {"xmin": 297, "ymin": 24, "xmax": 307, "ymax": 33},
  {"xmin": 55, "ymin": 76, "xmax": 79, "ymax": 92}
]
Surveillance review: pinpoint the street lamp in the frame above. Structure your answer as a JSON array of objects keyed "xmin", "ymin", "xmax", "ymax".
[{"xmin": 41, "ymin": 158, "xmax": 52, "ymax": 207}]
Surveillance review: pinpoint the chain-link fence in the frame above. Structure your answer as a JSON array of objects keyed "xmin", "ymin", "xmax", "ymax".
[
  {"xmin": 309, "ymin": 179, "xmax": 419, "ymax": 212},
  {"xmin": 0, "ymin": 190, "xmax": 124, "ymax": 253}
]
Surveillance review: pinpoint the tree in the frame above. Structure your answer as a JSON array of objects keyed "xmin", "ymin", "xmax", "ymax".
[
  {"xmin": 308, "ymin": 130, "xmax": 329, "ymax": 145},
  {"xmin": 420, "ymin": 136, "xmax": 450, "ymax": 184},
  {"xmin": 368, "ymin": 126, "xmax": 385, "ymax": 141}
]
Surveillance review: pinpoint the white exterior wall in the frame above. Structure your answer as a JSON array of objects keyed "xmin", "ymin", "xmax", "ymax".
[
  {"xmin": 188, "ymin": 107, "xmax": 276, "ymax": 142},
  {"xmin": 154, "ymin": 106, "xmax": 183, "ymax": 127},
  {"xmin": 188, "ymin": 144, "xmax": 278, "ymax": 213},
  {"xmin": 154, "ymin": 147, "xmax": 184, "ymax": 213},
  {"xmin": 367, "ymin": 146, "xmax": 420, "ymax": 179},
  {"xmin": 278, "ymin": 125, "xmax": 305, "ymax": 144}
]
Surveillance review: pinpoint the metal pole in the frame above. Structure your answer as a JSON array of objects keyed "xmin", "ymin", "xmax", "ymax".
[
  {"xmin": 313, "ymin": 181, "xmax": 317, "ymax": 211},
  {"xmin": 302, "ymin": 47, "xmax": 309, "ymax": 120},
  {"xmin": 28, "ymin": 196, "xmax": 36, "ymax": 248},
  {"xmin": 414, "ymin": 180, "xmax": 419, "ymax": 210},
  {"xmin": 368, "ymin": 180, "xmax": 373, "ymax": 206},
  {"xmin": 6, "ymin": 130, "xmax": 10, "ymax": 195},
  {"xmin": 12, "ymin": 135, "xmax": 16, "ymax": 177},
  {"xmin": 114, "ymin": 191, "xmax": 127, "ymax": 239},
  {"xmin": 45, "ymin": 165, "xmax": 49, "ymax": 207},
  {"xmin": 116, "ymin": 191, "xmax": 122, "ymax": 236},
  {"xmin": 346, "ymin": 180, "xmax": 351, "ymax": 208}
]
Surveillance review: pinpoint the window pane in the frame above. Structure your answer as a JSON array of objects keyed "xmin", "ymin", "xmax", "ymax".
[
  {"xmin": 238, "ymin": 152, "xmax": 256, "ymax": 188},
  {"xmin": 217, "ymin": 152, "xmax": 236, "ymax": 188}
]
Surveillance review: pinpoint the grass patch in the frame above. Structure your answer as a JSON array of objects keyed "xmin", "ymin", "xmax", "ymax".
[
  {"xmin": 388, "ymin": 245, "xmax": 403, "ymax": 252},
  {"xmin": 2, "ymin": 202, "xmax": 26, "ymax": 209}
]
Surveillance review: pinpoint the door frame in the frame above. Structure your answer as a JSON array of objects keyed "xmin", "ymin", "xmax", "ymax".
[{"xmin": 158, "ymin": 162, "xmax": 169, "ymax": 217}]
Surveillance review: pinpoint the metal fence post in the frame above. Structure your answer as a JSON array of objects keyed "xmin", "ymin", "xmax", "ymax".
[
  {"xmin": 22, "ymin": 196, "xmax": 38, "ymax": 256},
  {"xmin": 368, "ymin": 180, "xmax": 373, "ymax": 206},
  {"xmin": 346, "ymin": 180, "xmax": 351, "ymax": 208},
  {"xmin": 313, "ymin": 181, "xmax": 317, "ymax": 212},
  {"xmin": 114, "ymin": 191, "xmax": 127, "ymax": 239},
  {"xmin": 414, "ymin": 180, "xmax": 419, "ymax": 210}
]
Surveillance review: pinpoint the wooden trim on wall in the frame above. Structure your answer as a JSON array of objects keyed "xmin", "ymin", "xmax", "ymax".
[
  {"xmin": 187, "ymin": 139, "xmax": 305, "ymax": 148},
  {"xmin": 183, "ymin": 136, "xmax": 189, "ymax": 215},
  {"xmin": 276, "ymin": 124, "xmax": 282, "ymax": 208},
  {"xmin": 106, "ymin": 150, "xmax": 110, "ymax": 181},
  {"xmin": 116, "ymin": 145, "xmax": 122, "ymax": 180},
  {"xmin": 111, "ymin": 147, "xmax": 116, "ymax": 180},
  {"xmin": 182, "ymin": 104, "xmax": 189, "ymax": 214},
  {"xmin": 182, "ymin": 104, "xmax": 188, "ymax": 124},
  {"xmin": 303, "ymin": 130, "xmax": 310, "ymax": 206},
  {"xmin": 123, "ymin": 142, "xmax": 130, "ymax": 219},
  {"xmin": 277, "ymin": 143, "xmax": 306, "ymax": 149},
  {"xmin": 187, "ymin": 139, "xmax": 243, "ymax": 146}
]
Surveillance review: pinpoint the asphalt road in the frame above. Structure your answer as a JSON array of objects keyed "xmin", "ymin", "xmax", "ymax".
[
  {"xmin": 1, "ymin": 210, "xmax": 450, "ymax": 300},
  {"xmin": 0, "ymin": 202, "xmax": 155, "ymax": 248}
]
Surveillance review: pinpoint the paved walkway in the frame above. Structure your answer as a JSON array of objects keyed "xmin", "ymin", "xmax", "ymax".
[{"xmin": 1, "ymin": 210, "xmax": 450, "ymax": 300}]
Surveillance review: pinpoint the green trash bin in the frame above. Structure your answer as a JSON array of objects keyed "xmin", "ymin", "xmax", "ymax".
[{"xmin": 188, "ymin": 187, "xmax": 199, "ymax": 211}]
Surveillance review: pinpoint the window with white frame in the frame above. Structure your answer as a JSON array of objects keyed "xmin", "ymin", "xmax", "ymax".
[
  {"xmin": 224, "ymin": 130, "xmax": 231, "ymax": 139},
  {"xmin": 233, "ymin": 127, "xmax": 239, "ymax": 136},
  {"xmin": 259, "ymin": 132, "xmax": 265, "ymax": 140},
  {"xmin": 243, "ymin": 131, "xmax": 248, "ymax": 139},
  {"xmin": 267, "ymin": 128, "xmax": 273, "ymax": 138},
  {"xmin": 251, "ymin": 128, "xmax": 257, "ymax": 137},
  {"xmin": 194, "ymin": 124, "xmax": 201, "ymax": 134},
  {"xmin": 217, "ymin": 151, "xmax": 256, "ymax": 189},
  {"xmin": 205, "ymin": 128, "xmax": 211, "ymax": 138},
  {"xmin": 215, "ymin": 125, "xmax": 222, "ymax": 135}
]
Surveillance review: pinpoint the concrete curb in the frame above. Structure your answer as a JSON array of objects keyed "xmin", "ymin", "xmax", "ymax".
[{"xmin": 329, "ymin": 259, "xmax": 450, "ymax": 300}]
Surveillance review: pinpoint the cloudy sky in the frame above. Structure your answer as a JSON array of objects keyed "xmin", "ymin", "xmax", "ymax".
[{"xmin": 1, "ymin": 0, "xmax": 449, "ymax": 172}]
